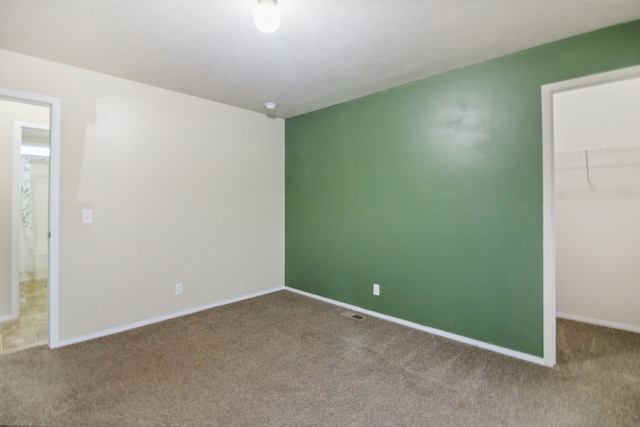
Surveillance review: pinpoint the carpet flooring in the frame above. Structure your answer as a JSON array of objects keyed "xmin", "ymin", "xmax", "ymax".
[{"xmin": 0, "ymin": 290, "xmax": 638, "ymax": 426}]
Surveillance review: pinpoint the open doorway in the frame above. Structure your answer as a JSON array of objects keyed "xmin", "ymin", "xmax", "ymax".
[
  {"xmin": 553, "ymin": 77, "xmax": 640, "ymax": 333},
  {"xmin": 0, "ymin": 90, "xmax": 61, "ymax": 354},
  {"xmin": 541, "ymin": 64, "xmax": 640, "ymax": 367},
  {"xmin": 5, "ymin": 121, "xmax": 50, "ymax": 354}
]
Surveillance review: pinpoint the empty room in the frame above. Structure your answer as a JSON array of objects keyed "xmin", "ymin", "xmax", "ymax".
[{"xmin": 1, "ymin": 1, "xmax": 639, "ymax": 426}]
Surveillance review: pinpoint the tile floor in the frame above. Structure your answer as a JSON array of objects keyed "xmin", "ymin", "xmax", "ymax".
[{"xmin": 0, "ymin": 279, "xmax": 48, "ymax": 355}]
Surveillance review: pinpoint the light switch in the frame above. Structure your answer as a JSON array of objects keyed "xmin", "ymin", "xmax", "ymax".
[{"xmin": 82, "ymin": 209, "xmax": 93, "ymax": 224}]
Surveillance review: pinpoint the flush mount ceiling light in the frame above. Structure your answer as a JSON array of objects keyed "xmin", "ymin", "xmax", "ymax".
[
  {"xmin": 265, "ymin": 102, "xmax": 277, "ymax": 118},
  {"xmin": 254, "ymin": 0, "xmax": 280, "ymax": 33}
]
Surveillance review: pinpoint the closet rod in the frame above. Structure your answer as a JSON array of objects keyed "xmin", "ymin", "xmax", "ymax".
[
  {"xmin": 554, "ymin": 144, "xmax": 640, "ymax": 155},
  {"xmin": 584, "ymin": 150, "xmax": 590, "ymax": 183}
]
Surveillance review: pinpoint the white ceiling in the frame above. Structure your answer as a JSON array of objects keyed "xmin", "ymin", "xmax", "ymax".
[{"xmin": 1, "ymin": 0, "xmax": 639, "ymax": 118}]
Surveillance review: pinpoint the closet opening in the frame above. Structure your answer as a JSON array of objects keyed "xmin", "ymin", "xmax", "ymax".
[{"xmin": 541, "ymin": 65, "xmax": 640, "ymax": 367}]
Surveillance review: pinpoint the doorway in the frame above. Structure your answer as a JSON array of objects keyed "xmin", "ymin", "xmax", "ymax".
[
  {"xmin": 541, "ymin": 64, "xmax": 640, "ymax": 367},
  {"xmin": 0, "ymin": 89, "xmax": 61, "ymax": 353},
  {"xmin": 1, "ymin": 121, "xmax": 50, "ymax": 354}
]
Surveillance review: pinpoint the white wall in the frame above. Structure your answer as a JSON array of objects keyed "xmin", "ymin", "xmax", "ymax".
[
  {"xmin": 554, "ymin": 75, "xmax": 640, "ymax": 332},
  {"xmin": 31, "ymin": 161, "xmax": 49, "ymax": 280},
  {"xmin": 0, "ymin": 49, "xmax": 284, "ymax": 342},
  {"xmin": 0, "ymin": 99, "xmax": 49, "ymax": 318}
]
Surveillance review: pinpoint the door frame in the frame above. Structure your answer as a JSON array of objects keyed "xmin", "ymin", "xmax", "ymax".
[
  {"xmin": 540, "ymin": 64, "xmax": 640, "ymax": 367},
  {"xmin": 0, "ymin": 88, "xmax": 61, "ymax": 349}
]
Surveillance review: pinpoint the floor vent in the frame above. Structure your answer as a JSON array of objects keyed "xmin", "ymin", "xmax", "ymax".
[{"xmin": 341, "ymin": 310, "xmax": 365, "ymax": 321}]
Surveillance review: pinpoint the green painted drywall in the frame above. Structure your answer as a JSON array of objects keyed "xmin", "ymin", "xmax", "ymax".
[{"xmin": 285, "ymin": 20, "xmax": 640, "ymax": 357}]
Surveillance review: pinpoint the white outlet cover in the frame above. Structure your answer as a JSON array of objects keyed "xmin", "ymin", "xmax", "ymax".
[{"xmin": 373, "ymin": 283, "xmax": 380, "ymax": 296}]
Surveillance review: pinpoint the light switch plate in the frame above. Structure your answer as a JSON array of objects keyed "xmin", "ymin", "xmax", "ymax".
[{"xmin": 82, "ymin": 209, "xmax": 93, "ymax": 224}]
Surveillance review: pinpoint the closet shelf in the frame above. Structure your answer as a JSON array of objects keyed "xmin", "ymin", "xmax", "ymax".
[
  {"xmin": 554, "ymin": 144, "xmax": 640, "ymax": 182},
  {"xmin": 555, "ymin": 144, "xmax": 640, "ymax": 169}
]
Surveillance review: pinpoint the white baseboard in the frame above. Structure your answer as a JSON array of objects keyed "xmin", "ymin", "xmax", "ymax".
[
  {"xmin": 0, "ymin": 313, "xmax": 19, "ymax": 323},
  {"xmin": 53, "ymin": 286, "xmax": 285, "ymax": 349},
  {"xmin": 557, "ymin": 312, "xmax": 640, "ymax": 334},
  {"xmin": 286, "ymin": 287, "xmax": 546, "ymax": 366},
  {"xmin": 52, "ymin": 285, "xmax": 550, "ymax": 366}
]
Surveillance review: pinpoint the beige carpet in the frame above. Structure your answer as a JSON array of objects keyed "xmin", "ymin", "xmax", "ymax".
[{"xmin": 0, "ymin": 290, "xmax": 638, "ymax": 426}]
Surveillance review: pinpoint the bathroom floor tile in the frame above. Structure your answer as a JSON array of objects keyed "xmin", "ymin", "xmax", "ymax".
[{"xmin": 1, "ymin": 279, "xmax": 48, "ymax": 355}]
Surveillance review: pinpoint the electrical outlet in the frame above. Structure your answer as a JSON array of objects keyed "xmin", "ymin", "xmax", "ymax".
[
  {"xmin": 373, "ymin": 283, "xmax": 380, "ymax": 296},
  {"xmin": 175, "ymin": 283, "xmax": 183, "ymax": 296}
]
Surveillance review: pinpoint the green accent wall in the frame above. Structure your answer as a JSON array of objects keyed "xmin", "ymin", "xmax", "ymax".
[{"xmin": 285, "ymin": 20, "xmax": 640, "ymax": 357}]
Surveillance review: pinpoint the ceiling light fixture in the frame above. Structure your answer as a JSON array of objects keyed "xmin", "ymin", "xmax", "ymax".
[
  {"xmin": 254, "ymin": 0, "xmax": 280, "ymax": 33},
  {"xmin": 265, "ymin": 102, "xmax": 278, "ymax": 118}
]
